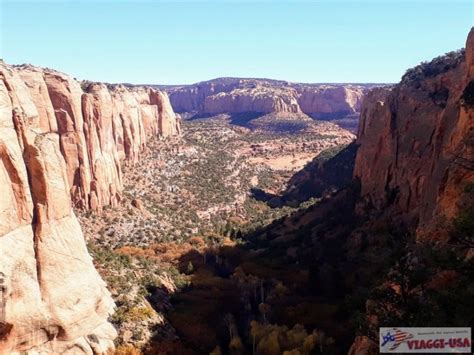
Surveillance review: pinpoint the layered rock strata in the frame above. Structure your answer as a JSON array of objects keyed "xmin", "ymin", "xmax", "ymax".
[
  {"xmin": 162, "ymin": 78, "xmax": 369, "ymax": 118},
  {"xmin": 17, "ymin": 64, "xmax": 180, "ymax": 212},
  {"xmin": 0, "ymin": 62, "xmax": 180, "ymax": 353}
]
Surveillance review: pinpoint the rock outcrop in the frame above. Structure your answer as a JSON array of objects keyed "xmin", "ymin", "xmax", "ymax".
[
  {"xmin": 0, "ymin": 62, "xmax": 180, "ymax": 354},
  {"xmin": 354, "ymin": 29, "xmax": 474, "ymax": 234},
  {"xmin": 203, "ymin": 86, "xmax": 301, "ymax": 115},
  {"xmin": 161, "ymin": 78, "xmax": 369, "ymax": 118},
  {"xmin": 297, "ymin": 85, "xmax": 365, "ymax": 118},
  {"xmin": 17, "ymin": 64, "xmax": 180, "ymax": 212}
]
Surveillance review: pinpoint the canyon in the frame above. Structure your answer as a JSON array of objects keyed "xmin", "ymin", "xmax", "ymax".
[
  {"xmin": 0, "ymin": 27, "xmax": 472, "ymax": 355},
  {"xmin": 149, "ymin": 30, "xmax": 471, "ymax": 354}
]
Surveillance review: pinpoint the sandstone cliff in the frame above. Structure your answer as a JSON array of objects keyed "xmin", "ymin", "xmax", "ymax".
[
  {"xmin": 345, "ymin": 30, "xmax": 474, "ymax": 355},
  {"xmin": 203, "ymin": 86, "xmax": 301, "ymax": 115},
  {"xmin": 161, "ymin": 78, "xmax": 369, "ymax": 118},
  {"xmin": 0, "ymin": 62, "xmax": 180, "ymax": 354},
  {"xmin": 354, "ymin": 29, "xmax": 474, "ymax": 235},
  {"xmin": 18, "ymin": 64, "xmax": 180, "ymax": 212}
]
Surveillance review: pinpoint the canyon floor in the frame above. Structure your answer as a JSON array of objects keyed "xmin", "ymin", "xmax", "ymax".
[
  {"xmin": 78, "ymin": 116, "xmax": 355, "ymax": 353},
  {"xmin": 79, "ymin": 116, "xmax": 353, "ymax": 249}
]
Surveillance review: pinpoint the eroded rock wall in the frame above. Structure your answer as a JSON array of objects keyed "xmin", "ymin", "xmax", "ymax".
[
  {"xmin": 0, "ymin": 63, "xmax": 116, "ymax": 354},
  {"xmin": 354, "ymin": 29, "xmax": 474, "ymax": 233},
  {"xmin": 0, "ymin": 62, "xmax": 180, "ymax": 353},
  {"xmin": 203, "ymin": 87, "xmax": 302, "ymax": 115},
  {"xmin": 164, "ymin": 78, "xmax": 367, "ymax": 117},
  {"xmin": 15, "ymin": 64, "xmax": 180, "ymax": 212},
  {"xmin": 297, "ymin": 85, "xmax": 364, "ymax": 118}
]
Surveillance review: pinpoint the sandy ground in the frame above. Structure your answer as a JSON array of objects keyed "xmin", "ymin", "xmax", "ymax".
[{"xmin": 249, "ymin": 152, "xmax": 317, "ymax": 171}]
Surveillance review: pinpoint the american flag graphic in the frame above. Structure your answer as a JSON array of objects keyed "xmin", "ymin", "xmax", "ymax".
[{"xmin": 390, "ymin": 328, "xmax": 414, "ymax": 350}]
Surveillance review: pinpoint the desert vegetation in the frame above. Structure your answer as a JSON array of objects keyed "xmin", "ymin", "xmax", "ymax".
[
  {"xmin": 79, "ymin": 116, "xmax": 353, "ymax": 351},
  {"xmin": 401, "ymin": 49, "xmax": 464, "ymax": 84},
  {"xmin": 79, "ymin": 117, "xmax": 351, "ymax": 250}
]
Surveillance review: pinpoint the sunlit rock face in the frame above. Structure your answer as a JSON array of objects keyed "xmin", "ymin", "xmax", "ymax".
[
  {"xmin": 15, "ymin": 64, "xmax": 180, "ymax": 212},
  {"xmin": 203, "ymin": 86, "xmax": 302, "ymax": 115},
  {"xmin": 296, "ymin": 85, "xmax": 365, "ymax": 118},
  {"xmin": 163, "ymin": 78, "xmax": 367, "ymax": 118},
  {"xmin": 0, "ymin": 62, "xmax": 180, "ymax": 354},
  {"xmin": 354, "ymin": 28, "xmax": 474, "ymax": 235}
]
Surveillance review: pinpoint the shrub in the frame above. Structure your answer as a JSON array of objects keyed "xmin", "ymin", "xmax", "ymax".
[
  {"xmin": 114, "ymin": 344, "xmax": 141, "ymax": 355},
  {"xmin": 451, "ymin": 207, "xmax": 474, "ymax": 248},
  {"xmin": 128, "ymin": 306, "xmax": 155, "ymax": 322},
  {"xmin": 401, "ymin": 49, "xmax": 464, "ymax": 84}
]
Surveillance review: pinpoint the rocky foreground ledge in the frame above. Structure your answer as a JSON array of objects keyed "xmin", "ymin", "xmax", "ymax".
[{"xmin": 0, "ymin": 62, "xmax": 180, "ymax": 354}]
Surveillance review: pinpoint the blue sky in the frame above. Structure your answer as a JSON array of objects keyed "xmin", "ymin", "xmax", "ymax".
[{"xmin": 1, "ymin": 0, "xmax": 472, "ymax": 84}]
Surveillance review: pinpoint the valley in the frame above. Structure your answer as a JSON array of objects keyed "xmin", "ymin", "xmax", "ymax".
[
  {"xmin": 81, "ymin": 39, "xmax": 474, "ymax": 354},
  {"xmin": 80, "ymin": 116, "xmax": 353, "ymax": 249},
  {"xmin": 0, "ymin": 10, "xmax": 472, "ymax": 354},
  {"xmin": 79, "ymin": 116, "xmax": 357, "ymax": 353}
]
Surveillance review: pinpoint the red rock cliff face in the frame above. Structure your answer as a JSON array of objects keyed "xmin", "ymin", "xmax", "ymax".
[
  {"xmin": 16, "ymin": 65, "xmax": 180, "ymax": 212},
  {"xmin": 354, "ymin": 29, "xmax": 474, "ymax": 234},
  {"xmin": 164, "ymin": 78, "xmax": 367, "ymax": 118},
  {"xmin": 0, "ymin": 62, "xmax": 180, "ymax": 353},
  {"xmin": 297, "ymin": 85, "xmax": 364, "ymax": 117}
]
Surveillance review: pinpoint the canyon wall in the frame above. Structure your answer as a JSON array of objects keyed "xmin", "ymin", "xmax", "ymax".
[
  {"xmin": 203, "ymin": 86, "xmax": 301, "ymax": 115},
  {"xmin": 162, "ymin": 78, "xmax": 368, "ymax": 118},
  {"xmin": 0, "ymin": 62, "xmax": 180, "ymax": 353},
  {"xmin": 354, "ymin": 28, "xmax": 474, "ymax": 234},
  {"xmin": 19, "ymin": 65, "xmax": 180, "ymax": 212},
  {"xmin": 297, "ymin": 85, "xmax": 365, "ymax": 118}
]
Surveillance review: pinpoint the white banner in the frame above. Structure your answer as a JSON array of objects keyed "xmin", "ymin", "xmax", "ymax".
[{"xmin": 379, "ymin": 327, "xmax": 471, "ymax": 353}]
